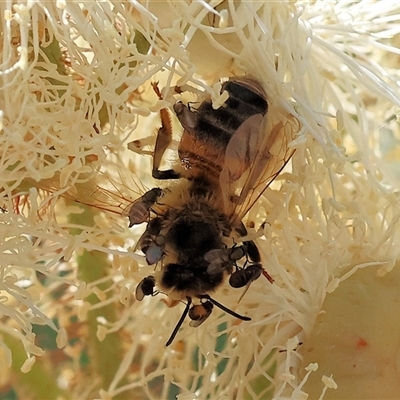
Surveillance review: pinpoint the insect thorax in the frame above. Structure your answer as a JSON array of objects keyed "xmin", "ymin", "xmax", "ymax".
[
  {"xmin": 162, "ymin": 199, "xmax": 229, "ymax": 265},
  {"xmin": 154, "ymin": 180, "xmax": 233, "ymax": 296}
]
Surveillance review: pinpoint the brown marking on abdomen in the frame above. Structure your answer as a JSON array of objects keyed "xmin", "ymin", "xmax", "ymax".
[{"xmin": 178, "ymin": 130, "xmax": 225, "ymax": 180}]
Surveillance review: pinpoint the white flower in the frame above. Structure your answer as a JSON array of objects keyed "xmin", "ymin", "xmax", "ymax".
[{"xmin": 1, "ymin": 1, "xmax": 400, "ymax": 399}]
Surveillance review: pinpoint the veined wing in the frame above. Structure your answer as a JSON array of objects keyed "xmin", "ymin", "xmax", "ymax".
[
  {"xmin": 219, "ymin": 105, "xmax": 300, "ymax": 226},
  {"xmin": 37, "ymin": 167, "xmax": 145, "ymax": 218}
]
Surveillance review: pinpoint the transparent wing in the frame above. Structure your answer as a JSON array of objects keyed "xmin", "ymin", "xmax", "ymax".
[
  {"xmin": 37, "ymin": 166, "xmax": 145, "ymax": 217},
  {"xmin": 220, "ymin": 105, "xmax": 300, "ymax": 226}
]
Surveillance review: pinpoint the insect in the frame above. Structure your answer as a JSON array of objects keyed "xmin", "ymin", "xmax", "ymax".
[
  {"xmin": 130, "ymin": 77, "xmax": 299, "ymax": 346},
  {"xmin": 47, "ymin": 77, "xmax": 298, "ymax": 346}
]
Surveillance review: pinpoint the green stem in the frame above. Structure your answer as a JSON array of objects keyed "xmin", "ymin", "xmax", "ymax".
[
  {"xmin": 4, "ymin": 334, "xmax": 68, "ymax": 400},
  {"xmin": 68, "ymin": 204, "xmax": 136, "ymax": 399}
]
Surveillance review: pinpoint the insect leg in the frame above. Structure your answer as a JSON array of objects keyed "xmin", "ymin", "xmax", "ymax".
[
  {"xmin": 152, "ymin": 82, "xmax": 180, "ymax": 180},
  {"xmin": 136, "ymin": 217, "xmax": 163, "ymax": 252},
  {"xmin": 234, "ymin": 224, "xmax": 261, "ymax": 263},
  {"xmin": 136, "ymin": 217, "xmax": 165, "ymax": 265},
  {"xmin": 198, "ymin": 294, "xmax": 251, "ymax": 321},
  {"xmin": 166, "ymin": 297, "xmax": 192, "ymax": 346},
  {"xmin": 245, "ymin": 240, "xmax": 261, "ymax": 263}
]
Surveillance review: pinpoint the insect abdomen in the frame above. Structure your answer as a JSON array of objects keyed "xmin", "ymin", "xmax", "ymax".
[
  {"xmin": 177, "ymin": 78, "xmax": 268, "ymax": 179},
  {"xmin": 195, "ymin": 80, "xmax": 268, "ymax": 141}
]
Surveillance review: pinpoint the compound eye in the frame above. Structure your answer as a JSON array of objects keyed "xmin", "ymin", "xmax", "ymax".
[
  {"xmin": 135, "ymin": 276, "xmax": 156, "ymax": 301},
  {"xmin": 189, "ymin": 301, "xmax": 214, "ymax": 327}
]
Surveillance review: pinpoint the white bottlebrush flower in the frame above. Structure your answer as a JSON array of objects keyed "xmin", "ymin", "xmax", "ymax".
[{"xmin": 1, "ymin": 1, "xmax": 400, "ymax": 399}]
